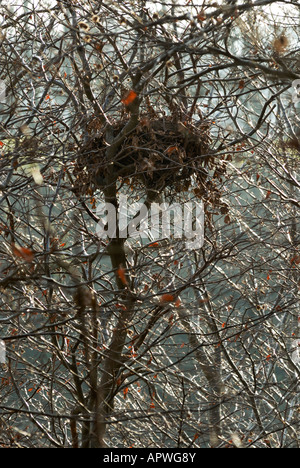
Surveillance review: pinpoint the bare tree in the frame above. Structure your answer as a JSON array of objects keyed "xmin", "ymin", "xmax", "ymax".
[{"xmin": 0, "ymin": 0, "xmax": 299, "ymax": 448}]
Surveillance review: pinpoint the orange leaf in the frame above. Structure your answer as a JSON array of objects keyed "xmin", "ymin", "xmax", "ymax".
[
  {"xmin": 0, "ymin": 141, "xmax": 4, "ymax": 147},
  {"xmin": 290, "ymin": 255, "xmax": 300, "ymax": 265},
  {"xmin": 168, "ymin": 313, "xmax": 174, "ymax": 324},
  {"xmin": 12, "ymin": 244, "xmax": 34, "ymax": 263},
  {"xmin": 45, "ymin": 94, "xmax": 50, "ymax": 100},
  {"xmin": 239, "ymin": 79, "xmax": 245, "ymax": 89},
  {"xmin": 121, "ymin": 90, "xmax": 138, "ymax": 107},
  {"xmin": 123, "ymin": 387, "xmax": 129, "ymax": 399},
  {"xmin": 166, "ymin": 145, "xmax": 179, "ymax": 155},
  {"xmin": 265, "ymin": 190, "xmax": 271, "ymax": 199},
  {"xmin": 94, "ymin": 42, "xmax": 104, "ymax": 52},
  {"xmin": 160, "ymin": 293, "xmax": 175, "ymax": 303},
  {"xmin": 149, "ymin": 242, "xmax": 159, "ymax": 248},
  {"xmin": 117, "ymin": 266, "xmax": 128, "ymax": 286},
  {"xmin": 197, "ymin": 12, "xmax": 206, "ymax": 22}
]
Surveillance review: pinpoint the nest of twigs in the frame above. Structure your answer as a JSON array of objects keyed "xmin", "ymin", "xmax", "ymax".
[{"xmin": 73, "ymin": 115, "xmax": 229, "ymax": 215}]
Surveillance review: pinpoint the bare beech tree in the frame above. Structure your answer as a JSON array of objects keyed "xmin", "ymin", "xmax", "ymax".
[{"xmin": 0, "ymin": 0, "xmax": 299, "ymax": 448}]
